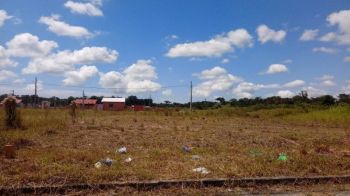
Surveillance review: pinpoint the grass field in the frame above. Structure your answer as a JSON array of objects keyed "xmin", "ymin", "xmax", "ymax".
[{"xmin": 0, "ymin": 105, "xmax": 349, "ymax": 187}]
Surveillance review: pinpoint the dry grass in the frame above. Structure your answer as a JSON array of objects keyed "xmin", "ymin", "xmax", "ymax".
[{"xmin": 0, "ymin": 107, "xmax": 349, "ymax": 187}]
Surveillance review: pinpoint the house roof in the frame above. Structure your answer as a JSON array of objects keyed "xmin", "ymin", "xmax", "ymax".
[
  {"xmin": 74, "ymin": 99, "xmax": 97, "ymax": 105},
  {"xmin": 101, "ymin": 97, "xmax": 125, "ymax": 103}
]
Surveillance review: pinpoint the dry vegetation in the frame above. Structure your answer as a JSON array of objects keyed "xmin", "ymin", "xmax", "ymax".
[{"xmin": 0, "ymin": 106, "xmax": 349, "ymax": 187}]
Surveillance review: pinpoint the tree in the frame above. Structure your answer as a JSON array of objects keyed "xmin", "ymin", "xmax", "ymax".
[
  {"xmin": 215, "ymin": 97, "xmax": 226, "ymax": 104},
  {"xmin": 338, "ymin": 94, "xmax": 350, "ymax": 104}
]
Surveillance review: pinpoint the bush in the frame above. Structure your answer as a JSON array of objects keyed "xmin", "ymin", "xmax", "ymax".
[{"xmin": 3, "ymin": 96, "xmax": 22, "ymax": 129}]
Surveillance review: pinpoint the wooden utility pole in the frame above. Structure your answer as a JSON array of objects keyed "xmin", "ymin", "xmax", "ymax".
[{"xmin": 34, "ymin": 77, "xmax": 37, "ymax": 107}]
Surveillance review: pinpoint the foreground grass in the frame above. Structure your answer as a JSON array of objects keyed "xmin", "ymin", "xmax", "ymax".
[{"xmin": 0, "ymin": 106, "xmax": 349, "ymax": 186}]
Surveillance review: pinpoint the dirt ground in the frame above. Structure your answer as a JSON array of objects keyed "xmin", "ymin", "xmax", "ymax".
[{"xmin": 0, "ymin": 109, "xmax": 350, "ymax": 187}]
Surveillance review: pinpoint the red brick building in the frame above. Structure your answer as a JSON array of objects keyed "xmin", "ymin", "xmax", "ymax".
[{"xmin": 101, "ymin": 97, "xmax": 125, "ymax": 111}]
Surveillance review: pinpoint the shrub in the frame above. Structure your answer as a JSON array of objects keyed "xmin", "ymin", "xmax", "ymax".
[{"xmin": 3, "ymin": 96, "xmax": 22, "ymax": 129}]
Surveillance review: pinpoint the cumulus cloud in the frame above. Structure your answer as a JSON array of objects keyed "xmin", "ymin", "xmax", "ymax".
[
  {"xmin": 233, "ymin": 82, "xmax": 280, "ymax": 98},
  {"xmin": 0, "ymin": 10, "xmax": 12, "ymax": 27},
  {"xmin": 265, "ymin": 64, "xmax": 288, "ymax": 74},
  {"xmin": 256, "ymin": 24, "xmax": 286, "ymax": 44},
  {"xmin": 341, "ymin": 81, "xmax": 350, "ymax": 93},
  {"xmin": 314, "ymin": 74, "xmax": 336, "ymax": 87},
  {"xmin": 63, "ymin": 65, "xmax": 98, "ymax": 86},
  {"xmin": 39, "ymin": 15, "xmax": 93, "ymax": 38},
  {"xmin": 0, "ymin": 46, "xmax": 17, "ymax": 68},
  {"xmin": 283, "ymin": 59, "xmax": 293, "ymax": 64},
  {"xmin": 193, "ymin": 66, "xmax": 242, "ymax": 97},
  {"xmin": 0, "ymin": 70, "xmax": 17, "ymax": 81},
  {"xmin": 303, "ymin": 86, "xmax": 326, "ymax": 97},
  {"xmin": 64, "ymin": 0, "xmax": 103, "ymax": 16},
  {"xmin": 166, "ymin": 28, "xmax": 253, "ymax": 58},
  {"xmin": 99, "ymin": 59, "xmax": 161, "ymax": 94},
  {"xmin": 162, "ymin": 89, "xmax": 172, "ymax": 96},
  {"xmin": 284, "ymin": 79, "xmax": 305, "ymax": 88},
  {"xmin": 6, "ymin": 33, "xmax": 58, "ymax": 57},
  {"xmin": 276, "ymin": 90, "xmax": 295, "ymax": 98},
  {"xmin": 22, "ymin": 46, "xmax": 118, "ymax": 74},
  {"xmin": 299, "ymin": 29, "xmax": 318, "ymax": 41},
  {"xmin": 320, "ymin": 9, "xmax": 350, "ymax": 45},
  {"xmin": 312, "ymin": 47, "xmax": 337, "ymax": 54}
]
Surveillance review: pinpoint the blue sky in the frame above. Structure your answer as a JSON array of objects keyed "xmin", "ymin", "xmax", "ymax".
[{"xmin": 0, "ymin": 0, "xmax": 349, "ymax": 102}]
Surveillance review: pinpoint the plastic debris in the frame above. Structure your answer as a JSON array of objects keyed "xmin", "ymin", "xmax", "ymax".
[
  {"xmin": 182, "ymin": 145, "xmax": 192, "ymax": 153},
  {"xmin": 192, "ymin": 167, "xmax": 209, "ymax": 174},
  {"xmin": 94, "ymin": 162, "xmax": 102, "ymax": 169},
  {"xmin": 101, "ymin": 158, "xmax": 113, "ymax": 166},
  {"xmin": 278, "ymin": 153, "xmax": 288, "ymax": 161},
  {"xmin": 117, "ymin": 146, "xmax": 127, "ymax": 154},
  {"xmin": 191, "ymin": 155, "xmax": 200, "ymax": 160},
  {"xmin": 125, "ymin": 157, "xmax": 132, "ymax": 163}
]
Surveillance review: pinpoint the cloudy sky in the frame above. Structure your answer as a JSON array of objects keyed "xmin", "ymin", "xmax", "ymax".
[{"xmin": 0, "ymin": 0, "xmax": 349, "ymax": 102}]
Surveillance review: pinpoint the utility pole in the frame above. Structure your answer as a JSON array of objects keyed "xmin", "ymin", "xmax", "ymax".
[
  {"xmin": 12, "ymin": 90, "xmax": 14, "ymax": 96},
  {"xmin": 34, "ymin": 77, "xmax": 37, "ymax": 107},
  {"xmin": 190, "ymin": 81, "xmax": 192, "ymax": 111}
]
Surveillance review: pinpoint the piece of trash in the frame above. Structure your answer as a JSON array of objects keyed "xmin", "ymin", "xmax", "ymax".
[
  {"xmin": 277, "ymin": 153, "xmax": 288, "ymax": 161},
  {"xmin": 117, "ymin": 146, "xmax": 127, "ymax": 154},
  {"xmin": 191, "ymin": 155, "xmax": 200, "ymax": 160},
  {"xmin": 125, "ymin": 157, "xmax": 132, "ymax": 163},
  {"xmin": 4, "ymin": 144, "xmax": 16, "ymax": 159},
  {"xmin": 101, "ymin": 158, "xmax": 113, "ymax": 166},
  {"xmin": 182, "ymin": 145, "xmax": 192, "ymax": 153},
  {"xmin": 341, "ymin": 150, "xmax": 350, "ymax": 157},
  {"xmin": 192, "ymin": 167, "xmax": 209, "ymax": 174},
  {"xmin": 94, "ymin": 162, "xmax": 102, "ymax": 169}
]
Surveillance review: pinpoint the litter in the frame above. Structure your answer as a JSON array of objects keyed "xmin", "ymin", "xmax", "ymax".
[
  {"xmin": 94, "ymin": 162, "xmax": 102, "ymax": 169},
  {"xmin": 192, "ymin": 167, "xmax": 209, "ymax": 174},
  {"xmin": 182, "ymin": 145, "xmax": 192, "ymax": 153},
  {"xmin": 125, "ymin": 157, "xmax": 132, "ymax": 163},
  {"xmin": 101, "ymin": 158, "xmax": 113, "ymax": 166},
  {"xmin": 117, "ymin": 147, "xmax": 127, "ymax": 154},
  {"xmin": 277, "ymin": 153, "xmax": 288, "ymax": 161},
  {"xmin": 191, "ymin": 155, "xmax": 200, "ymax": 160}
]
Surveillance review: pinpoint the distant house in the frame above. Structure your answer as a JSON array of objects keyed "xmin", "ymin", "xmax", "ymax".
[
  {"xmin": 73, "ymin": 99, "xmax": 97, "ymax": 109},
  {"xmin": 41, "ymin": 101, "xmax": 50, "ymax": 109},
  {"xmin": 133, "ymin": 105, "xmax": 145, "ymax": 111},
  {"xmin": 101, "ymin": 97, "xmax": 125, "ymax": 111}
]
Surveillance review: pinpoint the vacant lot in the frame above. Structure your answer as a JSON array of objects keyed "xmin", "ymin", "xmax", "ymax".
[{"xmin": 0, "ymin": 106, "xmax": 349, "ymax": 186}]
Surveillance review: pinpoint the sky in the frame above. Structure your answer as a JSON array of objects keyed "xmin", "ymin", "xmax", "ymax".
[{"xmin": 0, "ymin": 0, "xmax": 350, "ymax": 103}]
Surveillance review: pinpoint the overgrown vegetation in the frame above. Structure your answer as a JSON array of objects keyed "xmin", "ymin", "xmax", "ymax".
[{"xmin": 0, "ymin": 105, "xmax": 349, "ymax": 186}]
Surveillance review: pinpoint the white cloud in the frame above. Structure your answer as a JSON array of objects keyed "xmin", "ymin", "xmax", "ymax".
[
  {"xmin": 320, "ymin": 10, "xmax": 350, "ymax": 45},
  {"xmin": 233, "ymin": 82, "xmax": 280, "ymax": 98},
  {"xmin": 39, "ymin": 15, "xmax": 93, "ymax": 38},
  {"xmin": 265, "ymin": 64, "xmax": 288, "ymax": 74},
  {"xmin": 99, "ymin": 59, "xmax": 161, "ymax": 94},
  {"xmin": 284, "ymin": 80, "xmax": 305, "ymax": 88},
  {"xmin": 303, "ymin": 86, "xmax": 326, "ymax": 97},
  {"xmin": 22, "ymin": 46, "xmax": 118, "ymax": 74},
  {"xmin": 166, "ymin": 28, "xmax": 253, "ymax": 58},
  {"xmin": 193, "ymin": 66, "xmax": 242, "ymax": 97},
  {"xmin": 6, "ymin": 33, "xmax": 58, "ymax": 57},
  {"xmin": 256, "ymin": 24, "xmax": 286, "ymax": 44},
  {"xmin": 64, "ymin": 0, "xmax": 103, "ymax": 16},
  {"xmin": 0, "ymin": 10, "xmax": 12, "ymax": 27},
  {"xmin": 0, "ymin": 46, "xmax": 17, "ymax": 68},
  {"xmin": 162, "ymin": 89, "xmax": 172, "ymax": 96},
  {"xmin": 317, "ymin": 74, "xmax": 336, "ymax": 87},
  {"xmin": 341, "ymin": 81, "xmax": 350, "ymax": 94},
  {"xmin": 0, "ymin": 70, "xmax": 17, "ymax": 81},
  {"xmin": 276, "ymin": 90, "xmax": 295, "ymax": 98},
  {"xmin": 221, "ymin": 58, "xmax": 230, "ymax": 64},
  {"xmin": 63, "ymin": 65, "xmax": 98, "ymax": 86},
  {"xmin": 344, "ymin": 56, "xmax": 350, "ymax": 62},
  {"xmin": 299, "ymin": 29, "xmax": 318, "ymax": 41},
  {"xmin": 312, "ymin": 47, "xmax": 337, "ymax": 54}
]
